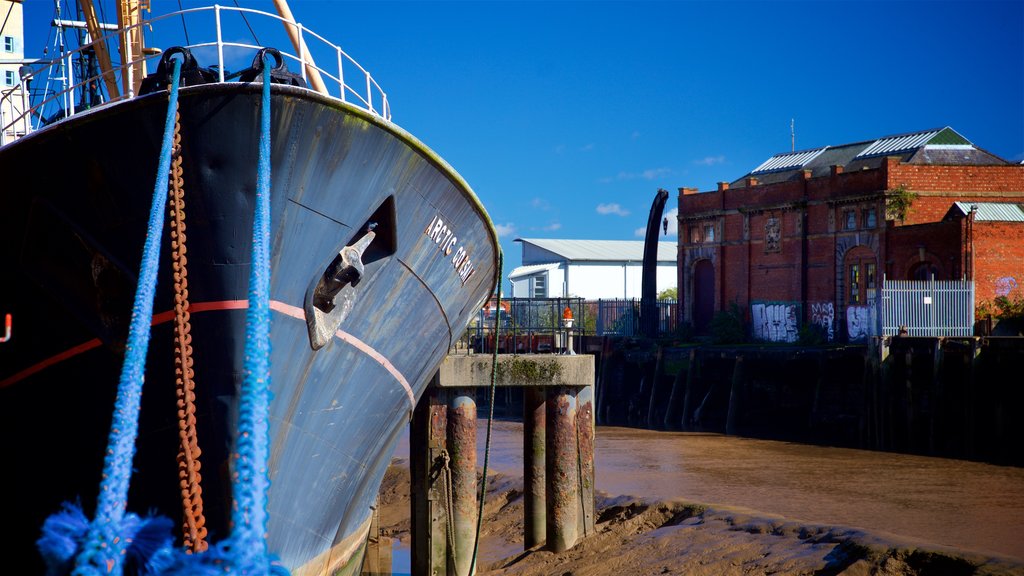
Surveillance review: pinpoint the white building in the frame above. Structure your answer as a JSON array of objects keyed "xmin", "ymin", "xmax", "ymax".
[
  {"xmin": 510, "ymin": 238, "xmax": 677, "ymax": 299},
  {"xmin": 0, "ymin": 0, "xmax": 28, "ymax": 144}
]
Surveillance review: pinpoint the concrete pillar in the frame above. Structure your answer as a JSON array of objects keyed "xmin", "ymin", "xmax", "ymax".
[
  {"xmin": 546, "ymin": 386, "xmax": 578, "ymax": 552},
  {"xmin": 523, "ymin": 388, "xmax": 546, "ymax": 549},
  {"xmin": 447, "ymin": 391, "xmax": 477, "ymax": 576}
]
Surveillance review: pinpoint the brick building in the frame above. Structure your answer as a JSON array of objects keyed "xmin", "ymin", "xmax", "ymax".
[{"xmin": 677, "ymin": 127, "xmax": 1024, "ymax": 342}]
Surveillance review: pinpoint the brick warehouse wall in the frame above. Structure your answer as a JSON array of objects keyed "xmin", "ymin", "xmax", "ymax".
[
  {"xmin": 973, "ymin": 222, "xmax": 1024, "ymax": 304},
  {"xmin": 678, "ymin": 158, "xmax": 1024, "ymax": 341}
]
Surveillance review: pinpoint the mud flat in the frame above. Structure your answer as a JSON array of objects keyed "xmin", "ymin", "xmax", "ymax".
[{"xmin": 377, "ymin": 461, "xmax": 1024, "ymax": 576}]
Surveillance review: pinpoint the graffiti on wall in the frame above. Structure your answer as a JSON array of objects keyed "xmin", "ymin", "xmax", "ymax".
[
  {"xmin": 846, "ymin": 306, "xmax": 873, "ymax": 341},
  {"xmin": 995, "ymin": 276, "xmax": 1019, "ymax": 298},
  {"xmin": 751, "ymin": 303, "xmax": 798, "ymax": 343},
  {"xmin": 809, "ymin": 302, "xmax": 835, "ymax": 342}
]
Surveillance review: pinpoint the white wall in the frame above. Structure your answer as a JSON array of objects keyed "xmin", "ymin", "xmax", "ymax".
[{"xmin": 564, "ymin": 262, "xmax": 676, "ymax": 299}]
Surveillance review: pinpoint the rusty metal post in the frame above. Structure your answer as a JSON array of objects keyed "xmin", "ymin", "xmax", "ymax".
[
  {"xmin": 576, "ymin": 386, "xmax": 595, "ymax": 538},
  {"xmin": 410, "ymin": 383, "xmax": 448, "ymax": 576},
  {"xmin": 546, "ymin": 386, "xmax": 578, "ymax": 552},
  {"xmin": 448, "ymin": 391, "xmax": 477, "ymax": 576},
  {"xmin": 523, "ymin": 387, "xmax": 546, "ymax": 549}
]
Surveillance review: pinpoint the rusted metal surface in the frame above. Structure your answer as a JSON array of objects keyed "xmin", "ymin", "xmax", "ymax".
[
  {"xmin": 411, "ymin": 386, "xmax": 450, "ymax": 576},
  {"xmin": 546, "ymin": 386, "xmax": 578, "ymax": 553},
  {"xmin": 523, "ymin": 387, "xmax": 546, "ymax": 549},
  {"xmin": 448, "ymin": 391, "xmax": 477, "ymax": 576},
  {"xmin": 575, "ymin": 389, "xmax": 595, "ymax": 538},
  {"xmin": 168, "ymin": 106, "xmax": 208, "ymax": 554}
]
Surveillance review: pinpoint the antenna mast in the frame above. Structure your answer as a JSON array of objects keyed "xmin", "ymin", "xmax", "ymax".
[{"xmin": 791, "ymin": 118, "xmax": 795, "ymax": 152}]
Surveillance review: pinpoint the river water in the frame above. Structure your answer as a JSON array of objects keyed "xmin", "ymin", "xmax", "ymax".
[{"xmin": 395, "ymin": 420, "xmax": 1024, "ymax": 561}]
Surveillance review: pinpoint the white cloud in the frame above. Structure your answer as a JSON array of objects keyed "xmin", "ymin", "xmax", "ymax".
[
  {"xmin": 542, "ymin": 222, "xmax": 562, "ymax": 231},
  {"xmin": 599, "ymin": 167, "xmax": 672, "ymax": 183},
  {"xmin": 580, "ymin": 143, "xmax": 595, "ymax": 152},
  {"xmin": 596, "ymin": 203, "xmax": 630, "ymax": 216},
  {"xmin": 633, "ymin": 208, "xmax": 679, "ymax": 237},
  {"xmin": 531, "ymin": 197, "xmax": 551, "ymax": 210},
  {"xmin": 693, "ymin": 155, "xmax": 726, "ymax": 166},
  {"xmin": 494, "ymin": 222, "xmax": 517, "ymax": 238}
]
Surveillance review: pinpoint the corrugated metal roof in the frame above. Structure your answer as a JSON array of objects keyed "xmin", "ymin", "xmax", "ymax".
[
  {"xmin": 508, "ymin": 262, "xmax": 561, "ymax": 279},
  {"xmin": 855, "ymin": 129, "xmax": 941, "ymax": 158},
  {"xmin": 518, "ymin": 238, "xmax": 677, "ymax": 263},
  {"xmin": 952, "ymin": 202, "xmax": 1024, "ymax": 222},
  {"xmin": 751, "ymin": 147, "xmax": 828, "ymax": 174}
]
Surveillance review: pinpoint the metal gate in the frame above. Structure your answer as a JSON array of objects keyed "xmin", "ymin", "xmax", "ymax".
[{"xmin": 881, "ymin": 279, "xmax": 975, "ymax": 337}]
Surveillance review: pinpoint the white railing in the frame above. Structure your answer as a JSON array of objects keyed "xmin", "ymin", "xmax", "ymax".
[{"xmin": 0, "ymin": 4, "xmax": 390, "ymax": 147}]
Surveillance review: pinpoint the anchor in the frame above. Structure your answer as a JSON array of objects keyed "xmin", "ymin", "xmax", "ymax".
[{"xmin": 304, "ymin": 224, "xmax": 376, "ymax": 350}]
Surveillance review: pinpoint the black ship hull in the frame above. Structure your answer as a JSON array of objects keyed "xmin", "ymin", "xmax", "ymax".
[{"xmin": 0, "ymin": 83, "xmax": 496, "ymax": 573}]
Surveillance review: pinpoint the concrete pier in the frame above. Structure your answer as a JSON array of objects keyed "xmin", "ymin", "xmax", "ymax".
[{"xmin": 411, "ymin": 354, "xmax": 595, "ymax": 575}]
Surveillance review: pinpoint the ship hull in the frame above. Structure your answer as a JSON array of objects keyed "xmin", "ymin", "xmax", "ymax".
[{"xmin": 0, "ymin": 83, "xmax": 496, "ymax": 573}]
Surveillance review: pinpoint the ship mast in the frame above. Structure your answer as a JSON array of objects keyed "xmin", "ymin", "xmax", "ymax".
[
  {"xmin": 271, "ymin": 0, "xmax": 327, "ymax": 95},
  {"xmin": 78, "ymin": 0, "xmax": 120, "ymax": 99},
  {"xmin": 114, "ymin": 0, "xmax": 147, "ymax": 96}
]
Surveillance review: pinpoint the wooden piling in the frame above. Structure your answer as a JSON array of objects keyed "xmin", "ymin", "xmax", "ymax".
[
  {"xmin": 546, "ymin": 386, "xmax": 578, "ymax": 553},
  {"xmin": 930, "ymin": 339, "xmax": 944, "ymax": 454},
  {"xmin": 448, "ymin": 391, "xmax": 477, "ymax": 576},
  {"xmin": 680, "ymin": 349, "xmax": 697, "ymax": 431},
  {"xmin": 410, "ymin": 386, "xmax": 449, "ymax": 576},
  {"xmin": 967, "ymin": 338, "xmax": 979, "ymax": 459},
  {"xmin": 645, "ymin": 345, "xmax": 665, "ymax": 428},
  {"xmin": 725, "ymin": 356, "xmax": 744, "ymax": 436},
  {"xmin": 523, "ymin": 387, "xmax": 546, "ymax": 549},
  {"xmin": 663, "ymin": 349, "xmax": 688, "ymax": 430}
]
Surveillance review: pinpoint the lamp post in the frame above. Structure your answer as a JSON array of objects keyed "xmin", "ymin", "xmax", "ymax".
[{"xmin": 562, "ymin": 306, "xmax": 575, "ymax": 356}]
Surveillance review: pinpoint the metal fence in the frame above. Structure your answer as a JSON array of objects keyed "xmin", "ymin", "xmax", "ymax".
[
  {"xmin": 592, "ymin": 299, "xmax": 679, "ymax": 337},
  {"xmin": 881, "ymin": 279, "xmax": 975, "ymax": 337},
  {"xmin": 455, "ymin": 297, "xmax": 680, "ymax": 353}
]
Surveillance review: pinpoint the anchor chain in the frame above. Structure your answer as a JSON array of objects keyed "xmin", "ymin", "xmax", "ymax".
[{"xmin": 168, "ymin": 106, "xmax": 208, "ymax": 554}]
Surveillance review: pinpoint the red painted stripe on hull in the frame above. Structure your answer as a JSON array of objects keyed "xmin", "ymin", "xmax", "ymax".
[{"xmin": 1, "ymin": 300, "xmax": 417, "ymax": 408}]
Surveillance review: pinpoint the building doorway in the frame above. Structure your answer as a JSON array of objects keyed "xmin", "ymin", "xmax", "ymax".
[
  {"xmin": 844, "ymin": 246, "xmax": 878, "ymax": 306},
  {"xmin": 693, "ymin": 259, "xmax": 714, "ymax": 332}
]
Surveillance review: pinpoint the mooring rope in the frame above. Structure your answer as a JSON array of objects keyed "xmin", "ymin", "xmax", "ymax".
[
  {"xmin": 469, "ymin": 249, "xmax": 503, "ymax": 576},
  {"xmin": 229, "ymin": 48, "xmax": 275, "ymax": 570},
  {"xmin": 156, "ymin": 49, "xmax": 285, "ymax": 576},
  {"xmin": 69, "ymin": 56, "xmax": 183, "ymax": 576}
]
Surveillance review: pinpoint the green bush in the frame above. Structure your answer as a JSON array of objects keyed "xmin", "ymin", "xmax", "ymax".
[{"xmin": 710, "ymin": 305, "xmax": 745, "ymax": 344}]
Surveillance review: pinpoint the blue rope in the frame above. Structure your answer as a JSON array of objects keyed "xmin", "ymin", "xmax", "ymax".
[
  {"xmin": 149, "ymin": 54, "xmax": 284, "ymax": 576},
  {"xmin": 230, "ymin": 53, "xmax": 275, "ymax": 570},
  {"xmin": 70, "ymin": 57, "xmax": 184, "ymax": 576}
]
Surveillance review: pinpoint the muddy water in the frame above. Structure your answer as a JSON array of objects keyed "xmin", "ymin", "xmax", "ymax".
[{"xmin": 395, "ymin": 420, "xmax": 1024, "ymax": 560}]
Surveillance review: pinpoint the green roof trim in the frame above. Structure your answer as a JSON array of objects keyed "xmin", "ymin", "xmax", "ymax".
[{"xmin": 929, "ymin": 127, "xmax": 971, "ymax": 146}]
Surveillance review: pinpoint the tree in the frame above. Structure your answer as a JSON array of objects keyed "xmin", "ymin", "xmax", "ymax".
[{"xmin": 657, "ymin": 286, "xmax": 678, "ymax": 300}]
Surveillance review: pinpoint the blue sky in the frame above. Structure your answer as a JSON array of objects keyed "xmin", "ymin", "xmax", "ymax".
[{"xmin": 21, "ymin": 1, "xmax": 1024, "ymax": 287}]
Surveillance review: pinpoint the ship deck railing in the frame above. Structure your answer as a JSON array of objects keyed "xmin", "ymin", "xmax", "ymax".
[{"xmin": 1, "ymin": 4, "xmax": 390, "ymax": 147}]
